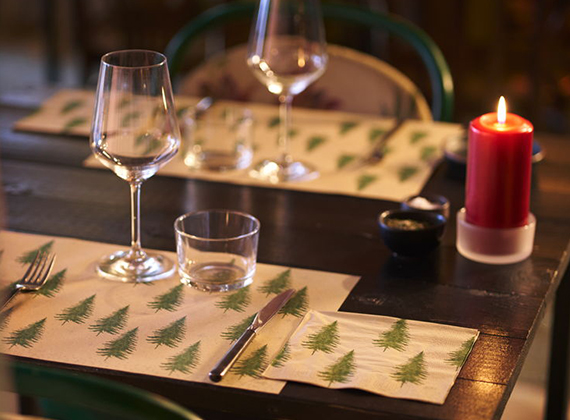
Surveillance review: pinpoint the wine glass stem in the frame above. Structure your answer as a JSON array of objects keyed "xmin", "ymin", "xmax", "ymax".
[
  {"xmin": 278, "ymin": 94, "xmax": 294, "ymax": 166},
  {"xmin": 129, "ymin": 181, "xmax": 145, "ymax": 261}
]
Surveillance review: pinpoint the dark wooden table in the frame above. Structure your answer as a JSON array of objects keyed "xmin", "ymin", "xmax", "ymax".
[{"xmin": 1, "ymin": 92, "xmax": 570, "ymax": 420}]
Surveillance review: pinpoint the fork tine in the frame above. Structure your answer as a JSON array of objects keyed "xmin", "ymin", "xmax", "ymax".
[
  {"xmin": 39, "ymin": 254, "xmax": 56, "ymax": 284},
  {"xmin": 21, "ymin": 252, "xmax": 44, "ymax": 282},
  {"xmin": 30, "ymin": 253, "xmax": 54, "ymax": 285}
]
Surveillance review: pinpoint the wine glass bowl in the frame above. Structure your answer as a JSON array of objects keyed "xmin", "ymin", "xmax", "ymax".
[
  {"xmin": 90, "ymin": 50, "xmax": 180, "ymax": 282},
  {"xmin": 247, "ymin": 0, "xmax": 328, "ymax": 183}
]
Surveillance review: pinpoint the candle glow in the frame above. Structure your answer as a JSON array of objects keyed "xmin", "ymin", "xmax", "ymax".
[{"xmin": 497, "ymin": 96, "xmax": 507, "ymax": 124}]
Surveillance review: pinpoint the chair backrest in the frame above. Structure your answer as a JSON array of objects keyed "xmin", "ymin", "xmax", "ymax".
[
  {"xmin": 165, "ymin": 1, "xmax": 454, "ymax": 121},
  {"xmin": 178, "ymin": 43, "xmax": 433, "ymax": 121},
  {"xmin": 4, "ymin": 360, "xmax": 201, "ymax": 420}
]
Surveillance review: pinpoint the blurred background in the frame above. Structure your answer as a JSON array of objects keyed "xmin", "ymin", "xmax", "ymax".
[{"xmin": 1, "ymin": 0, "xmax": 570, "ymax": 132}]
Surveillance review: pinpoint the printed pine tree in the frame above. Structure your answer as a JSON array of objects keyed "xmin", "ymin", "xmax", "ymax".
[
  {"xmin": 147, "ymin": 284, "xmax": 184, "ymax": 312},
  {"xmin": 307, "ymin": 136, "xmax": 326, "ymax": 152},
  {"xmin": 0, "ymin": 306, "xmax": 15, "ymax": 332},
  {"xmin": 337, "ymin": 154, "xmax": 356, "ymax": 169},
  {"xmin": 97, "ymin": 327, "xmax": 138, "ymax": 360},
  {"xmin": 410, "ymin": 130, "xmax": 428, "ymax": 144},
  {"xmin": 55, "ymin": 294, "xmax": 96, "ymax": 325},
  {"xmin": 357, "ymin": 174, "xmax": 378, "ymax": 191},
  {"xmin": 278, "ymin": 286, "xmax": 308, "ymax": 318},
  {"xmin": 446, "ymin": 337, "xmax": 476, "ymax": 370},
  {"xmin": 374, "ymin": 319, "xmax": 410, "ymax": 352},
  {"xmin": 17, "ymin": 241, "xmax": 54, "ymax": 264},
  {"xmin": 231, "ymin": 344, "xmax": 268, "ymax": 379},
  {"xmin": 398, "ymin": 165, "xmax": 419, "ymax": 182},
  {"xmin": 161, "ymin": 340, "xmax": 201, "ymax": 375},
  {"xmin": 147, "ymin": 316, "xmax": 187, "ymax": 348},
  {"xmin": 35, "ymin": 269, "xmax": 66, "ymax": 298},
  {"xmin": 89, "ymin": 305, "xmax": 130, "ymax": 335},
  {"xmin": 302, "ymin": 321, "xmax": 340, "ymax": 355},
  {"xmin": 339, "ymin": 121, "xmax": 358, "ymax": 135},
  {"xmin": 258, "ymin": 269, "xmax": 291, "ymax": 296},
  {"xmin": 271, "ymin": 342, "xmax": 291, "ymax": 368},
  {"xmin": 317, "ymin": 350, "xmax": 356, "ymax": 387},
  {"xmin": 391, "ymin": 351, "xmax": 428, "ymax": 387},
  {"xmin": 3, "ymin": 318, "xmax": 47, "ymax": 348},
  {"xmin": 221, "ymin": 313, "xmax": 256, "ymax": 341},
  {"xmin": 215, "ymin": 286, "xmax": 251, "ymax": 313}
]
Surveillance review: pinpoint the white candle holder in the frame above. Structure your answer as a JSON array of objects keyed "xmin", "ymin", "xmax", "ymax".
[{"xmin": 456, "ymin": 208, "xmax": 536, "ymax": 264}]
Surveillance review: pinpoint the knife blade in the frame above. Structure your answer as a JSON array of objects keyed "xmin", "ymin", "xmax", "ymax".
[
  {"xmin": 209, "ymin": 288, "xmax": 296, "ymax": 382},
  {"xmin": 351, "ymin": 119, "xmax": 405, "ymax": 169}
]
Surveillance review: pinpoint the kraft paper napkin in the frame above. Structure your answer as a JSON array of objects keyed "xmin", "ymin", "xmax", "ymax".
[
  {"xmin": 0, "ymin": 231, "xmax": 358, "ymax": 395},
  {"xmin": 263, "ymin": 310, "xmax": 478, "ymax": 404}
]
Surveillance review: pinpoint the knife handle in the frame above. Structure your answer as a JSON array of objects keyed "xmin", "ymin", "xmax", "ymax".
[{"xmin": 209, "ymin": 328, "xmax": 256, "ymax": 382}]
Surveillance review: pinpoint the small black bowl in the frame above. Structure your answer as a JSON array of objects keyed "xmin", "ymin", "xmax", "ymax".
[{"xmin": 378, "ymin": 209, "xmax": 446, "ymax": 257}]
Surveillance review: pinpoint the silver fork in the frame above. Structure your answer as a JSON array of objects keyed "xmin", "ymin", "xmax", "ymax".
[{"xmin": 1, "ymin": 252, "xmax": 56, "ymax": 310}]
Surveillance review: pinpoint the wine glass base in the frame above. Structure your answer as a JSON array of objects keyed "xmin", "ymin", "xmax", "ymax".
[
  {"xmin": 96, "ymin": 250, "xmax": 175, "ymax": 283},
  {"xmin": 249, "ymin": 159, "xmax": 319, "ymax": 183}
]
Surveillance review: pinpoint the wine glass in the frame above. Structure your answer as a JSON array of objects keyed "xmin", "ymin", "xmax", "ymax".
[
  {"xmin": 90, "ymin": 50, "xmax": 180, "ymax": 282},
  {"xmin": 247, "ymin": 0, "xmax": 328, "ymax": 183}
]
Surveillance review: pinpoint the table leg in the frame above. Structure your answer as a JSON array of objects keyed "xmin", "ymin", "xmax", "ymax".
[{"xmin": 545, "ymin": 265, "xmax": 570, "ymax": 420}]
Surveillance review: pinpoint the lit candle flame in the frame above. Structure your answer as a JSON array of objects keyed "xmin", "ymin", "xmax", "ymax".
[{"xmin": 497, "ymin": 96, "xmax": 507, "ymax": 124}]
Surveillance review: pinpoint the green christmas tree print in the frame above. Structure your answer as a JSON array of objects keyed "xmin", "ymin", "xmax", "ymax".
[
  {"xmin": 374, "ymin": 319, "xmax": 410, "ymax": 352},
  {"xmin": 302, "ymin": 321, "xmax": 340, "ymax": 355},
  {"xmin": 97, "ymin": 327, "xmax": 138, "ymax": 360},
  {"xmin": 221, "ymin": 313, "xmax": 256, "ymax": 342},
  {"xmin": 231, "ymin": 344, "xmax": 268, "ymax": 379},
  {"xmin": 278, "ymin": 286, "xmax": 308, "ymax": 318},
  {"xmin": 357, "ymin": 174, "xmax": 378, "ymax": 191},
  {"xmin": 369, "ymin": 128, "xmax": 387, "ymax": 144},
  {"xmin": 17, "ymin": 241, "xmax": 54, "ymax": 264},
  {"xmin": 271, "ymin": 342, "xmax": 291, "ymax": 368},
  {"xmin": 55, "ymin": 294, "xmax": 96, "ymax": 325},
  {"xmin": 420, "ymin": 145, "xmax": 437, "ymax": 162},
  {"xmin": 62, "ymin": 117, "xmax": 87, "ymax": 132},
  {"xmin": 317, "ymin": 350, "xmax": 356, "ymax": 387},
  {"xmin": 268, "ymin": 116, "xmax": 280, "ymax": 128},
  {"xmin": 410, "ymin": 130, "xmax": 428, "ymax": 144},
  {"xmin": 161, "ymin": 341, "xmax": 202, "ymax": 375},
  {"xmin": 0, "ymin": 306, "xmax": 15, "ymax": 332},
  {"xmin": 61, "ymin": 99, "xmax": 84, "ymax": 114},
  {"xmin": 147, "ymin": 316, "xmax": 186, "ymax": 348},
  {"xmin": 35, "ymin": 269, "xmax": 66, "ymax": 298},
  {"xmin": 446, "ymin": 336, "xmax": 476, "ymax": 370},
  {"xmin": 148, "ymin": 284, "xmax": 184, "ymax": 312},
  {"xmin": 391, "ymin": 351, "xmax": 428, "ymax": 387},
  {"xmin": 258, "ymin": 269, "xmax": 291, "ymax": 296},
  {"xmin": 121, "ymin": 111, "xmax": 141, "ymax": 127},
  {"xmin": 3, "ymin": 318, "xmax": 47, "ymax": 348},
  {"xmin": 337, "ymin": 154, "xmax": 356, "ymax": 169},
  {"xmin": 339, "ymin": 121, "xmax": 358, "ymax": 135},
  {"xmin": 398, "ymin": 165, "xmax": 419, "ymax": 182},
  {"xmin": 215, "ymin": 286, "xmax": 251, "ymax": 313},
  {"xmin": 89, "ymin": 305, "xmax": 130, "ymax": 336},
  {"xmin": 176, "ymin": 105, "xmax": 190, "ymax": 118},
  {"xmin": 306, "ymin": 136, "xmax": 326, "ymax": 152}
]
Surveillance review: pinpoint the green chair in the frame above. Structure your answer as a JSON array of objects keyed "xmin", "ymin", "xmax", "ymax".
[
  {"xmin": 3, "ymin": 360, "xmax": 201, "ymax": 420},
  {"xmin": 165, "ymin": 1, "xmax": 454, "ymax": 121}
]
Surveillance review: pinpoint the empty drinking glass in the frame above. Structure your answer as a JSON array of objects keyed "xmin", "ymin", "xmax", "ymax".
[{"xmin": 174, "ymin": 210, "xmax": 260, "ymax": 292}]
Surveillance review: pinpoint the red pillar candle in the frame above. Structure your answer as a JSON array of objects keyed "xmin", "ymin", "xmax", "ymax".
[{"xmin": 465, "ymin": 97, "xmax": 533, "ymax": 229}]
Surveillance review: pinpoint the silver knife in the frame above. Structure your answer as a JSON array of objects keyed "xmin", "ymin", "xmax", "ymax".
[
  {"xmin": 209, "ymin": 288, "xmax": 296, "ymax": 383},
  {"xmin": 352, "ymin": 119, "xmax": 405, "ymax": 168}
]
